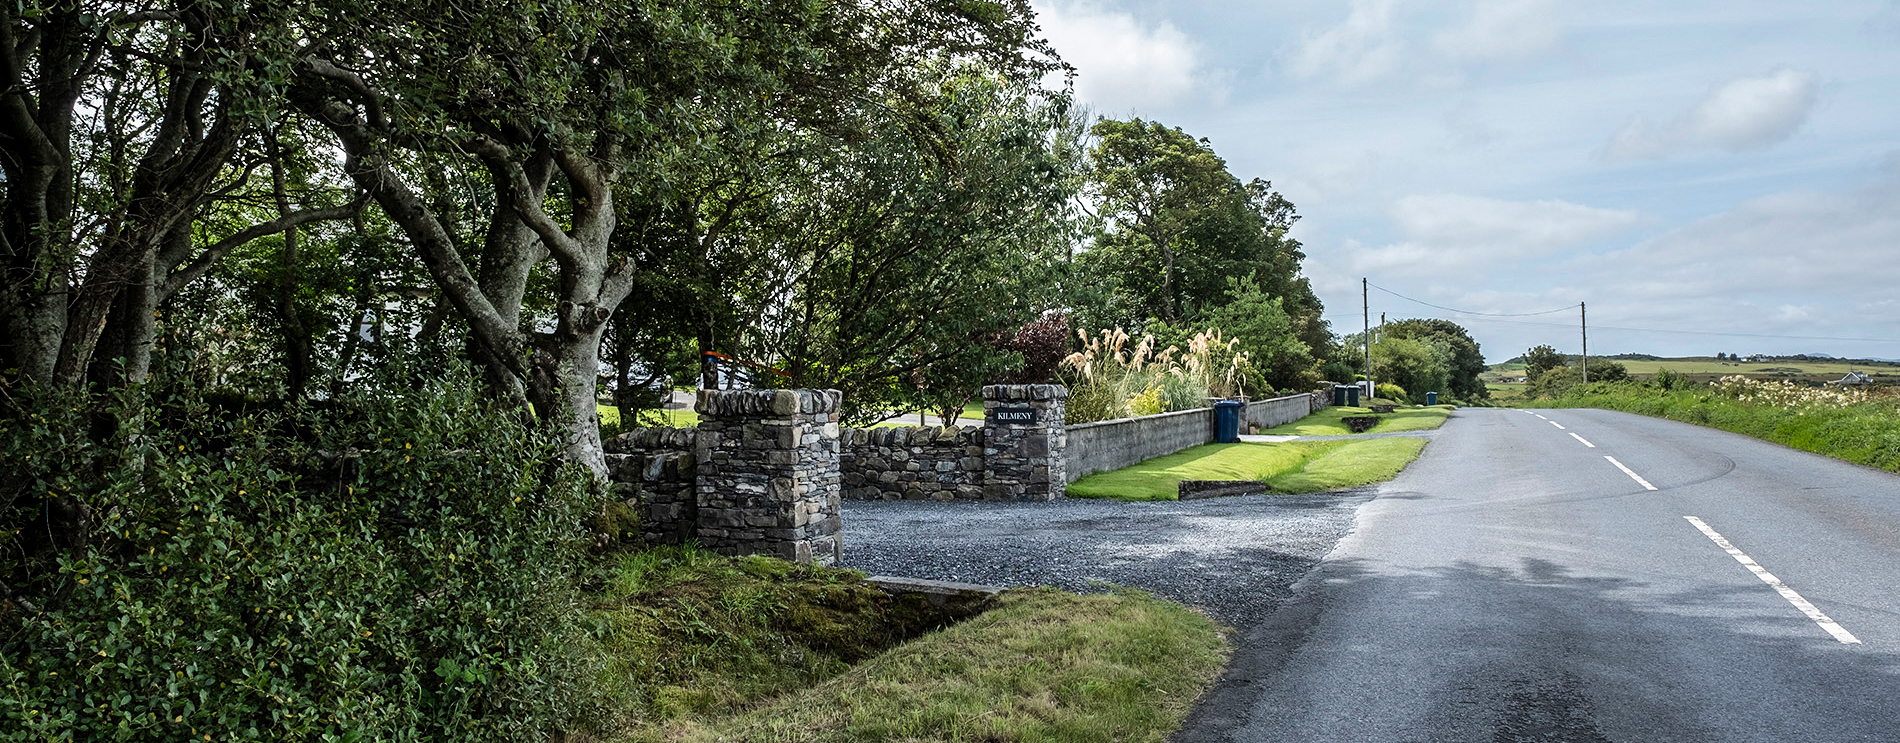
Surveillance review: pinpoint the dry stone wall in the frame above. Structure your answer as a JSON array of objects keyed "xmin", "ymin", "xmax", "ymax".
[
  {"xmin": 840, "ymin": 425, "xmax": 986, "ymax": 501},
  {"xmin": 603, "ymin": 427, "xmax": 696, "ymax": 545},
  {"xmin": 597, "ymin": 385, "xmax": 1318, "ymax": 563}
]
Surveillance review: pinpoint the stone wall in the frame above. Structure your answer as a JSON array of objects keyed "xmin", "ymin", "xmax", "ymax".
[
  {"xmin": 1065, "ymin": 407, "xmax": 1213, "ymax": 483},
  {"xmin": 603, "ymin": 427, "xmax": 696, "ymax": 545},
  {"xmin": 1241, "ymin": 392, "xmax": 1327, "ymax": 433},
  {"xmin": 1064, "ymin": 392, "xmax": 1322, "ymax": 484},
  {"xmin": 840, "ymin": 425, "xmax": 986, "ymax": 501},
  {"xmin": 695, "ymin": 389, "xmax": 844, "ymax": 565}
]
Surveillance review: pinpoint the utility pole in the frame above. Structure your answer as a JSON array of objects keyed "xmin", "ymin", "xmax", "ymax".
[
  {"xmin": 1581, "ymin": 301, "xmax": 1589, "ymax": 384},
  {"xmin": 1363, "ymin": 278, "xmax": 1372, "ymax": 394}
]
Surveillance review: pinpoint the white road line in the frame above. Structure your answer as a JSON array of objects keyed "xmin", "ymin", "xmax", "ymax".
[
  {"xmin": 1549, "ymin": 421, "xmax": 1566, "ymax": 430},
  {"xmin": 1569, "ymin": 433, "xmax": 1596, "ymax": 448},
  {"xmin": 1534, "ymin": 414, "xmax": 1548, "ymax": 420},
  {"xmin": 1683, "ymin": 516, "xmax": 1861, "ymax": 644},
  {"xmin": 1604, "ymin": 456, "xmax": 1657, "ymax": 490}
]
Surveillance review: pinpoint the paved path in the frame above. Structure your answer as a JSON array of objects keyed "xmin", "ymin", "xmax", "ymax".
[{"xmin": 1176, "ymin": 406, "xmax": 1900, "ymax": 743}]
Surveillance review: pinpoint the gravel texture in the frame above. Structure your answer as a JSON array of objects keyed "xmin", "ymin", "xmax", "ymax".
[{"xmin": 838, "ymin": 490, "xmax": 1375, "ymax": 627}]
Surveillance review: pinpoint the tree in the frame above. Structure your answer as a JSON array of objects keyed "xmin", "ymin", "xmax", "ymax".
[
  {"xmin": 1200, "ymin": 275, "xmax": 1313, "ymax": 392},
  {"xmin": 288, "ymin": 0, "xmax": 1062, "ymax": 475},
  {"xmin": 1373, "ymin": 336, "xmax": 1448, "ymax": 404},
  {"xmin": 743, "ymin": 68, "xmax": 1078, "ymax": 425},
  {"xmin": 1523, "ymin": 344, "xmax": 1565, "ymax": 381},
  {"xmin": 1384, "ymin": 318, "xmax": 1488, "ymax": 399},
  {"xmin": 1075, "ymin": 118, "xmax": 1331, "ymax": 368},
  {"xmin": 1, "ymin": 3, "xmax": 358, "ymax": 392}
]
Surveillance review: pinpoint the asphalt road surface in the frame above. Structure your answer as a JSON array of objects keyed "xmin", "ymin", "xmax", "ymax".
[{"xmin": 1176, "ymin": 406, "xmax": 1900, "ymax": 743}]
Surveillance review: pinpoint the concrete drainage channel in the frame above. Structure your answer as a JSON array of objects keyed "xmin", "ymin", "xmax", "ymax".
[{"xmin": 839, "ymin": 489, "xmax": 1377, "ymax": 628}]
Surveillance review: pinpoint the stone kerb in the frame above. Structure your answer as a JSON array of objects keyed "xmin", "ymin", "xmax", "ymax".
[
  {"xmin": 981, "ymin": 384, "xmax": 1067, "ymax": 500},
  {"xmin": 694, "ymin": 389, "xmax": 844, "ymax": 565},
  {"xmin": 840, "ymin": 425, "xmax": 986, "ymax": 501}
]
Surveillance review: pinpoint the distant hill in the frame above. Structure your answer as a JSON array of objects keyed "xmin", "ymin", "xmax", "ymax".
[{"xmin": 1604, "ymin": 353, "xmax": 1663, "ymax": 361}]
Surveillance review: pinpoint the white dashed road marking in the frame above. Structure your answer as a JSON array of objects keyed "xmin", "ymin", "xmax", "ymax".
[
  {"xmin": 1549, "ymin": 421, "xmax": 1566, "ymax": 430},
  {"xmin": 1605, "ymin": 456, "xmax": 1657, "ymax": 490},
  {"xmin": 1569, "ymin": 433, "xmax": 1596, "ymax": 448},
  {"xmin": 1684, "ymin": 516, "xmax": 1861, "ymax": 644}
]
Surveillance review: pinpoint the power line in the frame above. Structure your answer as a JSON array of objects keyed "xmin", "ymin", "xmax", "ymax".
[
  {"xmin": 1443, "ymin": 315, "xmax": 1897, "ymax": 344},
  {"xmin": 1367, "ymin": 281, "xmax": 1580, "ymax": 317}
]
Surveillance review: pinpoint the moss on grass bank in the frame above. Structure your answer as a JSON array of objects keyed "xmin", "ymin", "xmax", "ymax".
[
  {"xmin": 590, "ymin": 548, "xmax": 1230, "ymax": 743},
  {"xmin": 645, "ymin": 587, "xmax": 1230, "ymax": 743},
  {"xmin": 590, "ymin": 545, "xmax": 985, "ymax": 733}
]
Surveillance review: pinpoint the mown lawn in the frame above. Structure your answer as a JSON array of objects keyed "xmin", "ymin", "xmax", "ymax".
[
  {"xmin": 1066, "ymin": 438, "xmax": 1428, "ymax": 501},
  {"xmin": 1259, "ymin": 404, "xmax": 1453, "ymax": 436}
]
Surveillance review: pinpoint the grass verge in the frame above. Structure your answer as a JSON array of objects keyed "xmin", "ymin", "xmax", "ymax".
[
  {"xmin": 1067, "ymin": 438, "xmax": 1428, "ymax": 501},
  {"xmin": 1523, "ymin": 381, "xmax": 1900, "ymax": 474},
  {"xmin": 589, "ymin": 544, "xmax": 984, "ymax": 735},
  {"xmin": 1260, "ymin": 405, "xmax": 1453, "ymax": 436},
  {"xmin": 642, "ymin": 586, "xmax": 1230, "ymax": 743}
]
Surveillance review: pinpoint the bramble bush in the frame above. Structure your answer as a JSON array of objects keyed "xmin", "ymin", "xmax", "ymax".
[{"xmin": 0, "ymin": 367, "xmax": 610, "ymax": 741}]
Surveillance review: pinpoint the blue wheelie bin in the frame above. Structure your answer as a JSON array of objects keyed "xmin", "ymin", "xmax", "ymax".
[
  {"xmin": 1215, "ymin": 400, "xmax": 1245, "ymax": 443},
  {"xmin": 1426, "ymin": 391, "xmax": 1439, "ymax": 405}
]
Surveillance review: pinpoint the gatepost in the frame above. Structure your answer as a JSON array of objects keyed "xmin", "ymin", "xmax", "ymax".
[
  {"xmin": 981, "ymin": 384, "xmax": 1067, "ymax": 500},
  {"xmin": 694, "ymin": 388, "xmax": 844, "ymax": 564}
]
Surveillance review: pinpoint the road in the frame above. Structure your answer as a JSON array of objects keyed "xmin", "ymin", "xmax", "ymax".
[{"xmin": 1176, "ymin": 407, "xmax": 1900, "ymax": 743}]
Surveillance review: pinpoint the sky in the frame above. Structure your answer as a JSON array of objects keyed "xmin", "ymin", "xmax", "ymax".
[{"xmin": 1031, "ymin": 0, "xmax": 1900, "ymax": 362}]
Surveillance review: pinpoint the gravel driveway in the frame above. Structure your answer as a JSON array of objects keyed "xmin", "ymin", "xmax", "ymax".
[{"xmin": 838, "ymin": 490, "xmax": 1375, "ymax": 627}]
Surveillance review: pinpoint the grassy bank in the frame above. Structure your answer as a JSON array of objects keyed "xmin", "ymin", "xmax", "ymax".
[
  {"xmin": 592, "ymin": 546, "xmax": 1229, "ymax": 742},
  {"xmin": 645, "ymin": 587, "xmax": 1229, "ymax": 743},
  {"xmin": 1067, "ymin": 438, "xmax": 1428, "ymax": 500},
  {"xmin": 1259, "ymin": 404, "xmax": 1454, "ymax": 436},
  {"xmin": 1522, "ymin": 380, "xmax": 1900, "ymax": 474}
]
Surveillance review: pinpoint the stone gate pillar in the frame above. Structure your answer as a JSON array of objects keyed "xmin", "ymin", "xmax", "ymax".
[
  {"xmin": 981, "ymin": 384, "xmax": 1067, "ymax": 500},
  {"xmin": 694, "ymin": 389, "xmax": 844, "ymax": 564}
]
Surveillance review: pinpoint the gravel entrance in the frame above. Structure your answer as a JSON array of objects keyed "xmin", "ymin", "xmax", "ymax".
[{"xmin": 838, "ymin": 491, "xmax": 1375, "ymax": 627}]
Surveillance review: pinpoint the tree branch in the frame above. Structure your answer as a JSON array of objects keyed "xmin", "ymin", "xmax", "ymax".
[{"xmin": 160, "ymin": 200, "xmax": 363, "ymax": 299}]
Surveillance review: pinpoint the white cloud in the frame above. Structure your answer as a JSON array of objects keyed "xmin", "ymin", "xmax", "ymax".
[
  {"xmin": 1283, "ymin": 0, "xmax": 1406, "ymax": 84},
  {"xmin": 1602, "ymin": 69, "xmax": 1820, "ymax": 161},
  {"xmin": 1391, "ymin": 194, "xmax": 1645, "ymax": 251},
  {"xmin": 1344, "ymin": 194, "xmax": 1643, "ymax": 276},
  {"xmin": 1433, "ymin": 0, "xmax": 1561, "ymax": 62},
  {"xmin": 1034, "ymin": 1, "xmax": 1212, "ymax": 112}
]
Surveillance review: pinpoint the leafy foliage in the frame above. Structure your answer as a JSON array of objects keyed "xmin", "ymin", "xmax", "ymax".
[
  {"xmin": 1523, "ymin": 344, "xmax": 1566, "ymax": 381},
  {"xmin": 1383, "ymin": 318, "xmax": 1488, "ymax": 399},
  {"xmin": 0, "ymin": 369, "xmax": 606, "ymax": 741}
]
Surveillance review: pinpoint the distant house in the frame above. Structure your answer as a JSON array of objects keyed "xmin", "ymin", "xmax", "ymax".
[{"xmin": 1829, "ymin": 371, "xmax": 1873, "ymax": 386}]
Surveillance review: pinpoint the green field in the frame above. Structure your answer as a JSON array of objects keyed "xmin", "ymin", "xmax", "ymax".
[
  {"xmin": 1067, "ymin": 438, "xmax": 1428, "ymax": 501},
  {"xmin": 1487, "ymin": 356, "xmax": 1900, "ymax": 386}
]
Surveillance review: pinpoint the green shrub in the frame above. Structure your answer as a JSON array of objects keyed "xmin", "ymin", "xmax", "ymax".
[
  {"xmin": 1375, "ymin": 382, "xmax": 1409, "ymax": 403},
  {"xmin": 0, "ymin": 371, "xmax": 608, "ymax": 741}
]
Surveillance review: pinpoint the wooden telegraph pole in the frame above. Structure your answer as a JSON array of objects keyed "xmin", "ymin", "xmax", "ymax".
[
  {"xmin": 1363, "ymin": 278, "xmax": 1373, "ymax": 394},
  {"xmin": 1581, "ymin": 301, "xmax": 1589, "ymax": 383}
]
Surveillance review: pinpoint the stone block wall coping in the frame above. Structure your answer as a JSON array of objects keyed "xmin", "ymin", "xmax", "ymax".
[
  {"xmin": 696, "ymin": 388, "xmax": 843, "ymax": 416},
  {"xmin": 981, "ymin": 384, "xmax": 1068, "ymax": 402},
  {"xmin": 604, "ymin": 426, "xmax": 696, "ymax": 453},
  {"xmin": 841, "ymin": 425, "xmax": 982, "ymax": 447}
]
